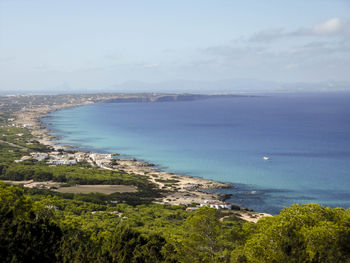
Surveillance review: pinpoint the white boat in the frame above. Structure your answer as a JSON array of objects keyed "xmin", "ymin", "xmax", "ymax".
[{"xmin": 263, "ymin": 156, "xmax": 270, "ymax": 160}]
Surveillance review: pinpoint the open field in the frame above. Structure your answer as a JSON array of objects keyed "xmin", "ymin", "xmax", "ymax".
[{"xmin": 56, "ymin": 184, "xmax": 138, "ymax": 194}]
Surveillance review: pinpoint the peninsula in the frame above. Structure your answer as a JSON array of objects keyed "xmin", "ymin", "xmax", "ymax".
[{"xmin": 0, "ymin": 93, "xmax": 269, "ymax": 222}]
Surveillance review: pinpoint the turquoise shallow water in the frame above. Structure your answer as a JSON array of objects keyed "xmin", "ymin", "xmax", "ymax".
[{"xmin": 42, "ymin": 93, "xmax": 350, "ymax": 214}]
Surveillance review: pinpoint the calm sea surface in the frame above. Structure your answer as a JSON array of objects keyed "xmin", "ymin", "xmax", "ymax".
[{"xmin": 43, "ymin": 93, "xmax": 350, "ymax": 214}]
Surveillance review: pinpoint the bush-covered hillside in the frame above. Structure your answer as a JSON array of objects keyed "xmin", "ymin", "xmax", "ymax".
[{"xmin": 1, "ymin": 182, "xmax": 349, "ymax": 263}]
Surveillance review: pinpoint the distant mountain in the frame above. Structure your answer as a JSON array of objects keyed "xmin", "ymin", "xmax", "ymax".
[
  {"xmin": 106, "ymin": 79, "xmax": 350, "ymax": 94},
  {"xmin": 2, "ymin": 79, "xmax": 349, "ymax": 95}
]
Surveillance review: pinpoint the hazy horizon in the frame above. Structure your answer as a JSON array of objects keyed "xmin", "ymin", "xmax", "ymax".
[
  {"xmin": 1, "ymin": 78, "xmax": 350, "ymax": 95},
  {"xmin": 1, "ymin": 0, "xmax": 350, "ymax": 93}
]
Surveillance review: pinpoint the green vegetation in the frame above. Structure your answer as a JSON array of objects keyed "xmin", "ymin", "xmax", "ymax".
[
  {"xmin": 1, "ymin": 136, "xmax": 350, "ymax": 263},
  {"xmin": 0, "ymin": 142, "xmax": 26, "ymax": 165},
  {"xmin": 1, "ymin": 137, "xmax": 350, "ymax": 262},
  {"xmin": 1, "ymin": 182, "xmax": 349, "ymax": 262},
  {"xmin": 0, "ymin": 182, "xmax": 185, "ymax": 262},
  {"xmin": 0, "ymin": 126, "xmax": 51, "ymax": 152},
  {"xmin": 1, "ymin": 95, "xmax": 350, "ymax": 262},
  {"xmin": 0, "ymin": 183, "xmax": 62, "ymax": 262},
  {"xmin": 231, "ymin": 204, "xmax": 350, "ymax": 263},
  {"xmin": 0, "ymin": 162, "xmax": 162, "ymax": 205},
  {"xmin": 0, "ymin": 132, "xmax": 163, "ymax": 205}
]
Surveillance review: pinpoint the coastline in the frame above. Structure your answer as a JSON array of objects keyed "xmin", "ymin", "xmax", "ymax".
[{"xmin": 11, "ymin": 94, "xmax": 271, "ymax": 222}]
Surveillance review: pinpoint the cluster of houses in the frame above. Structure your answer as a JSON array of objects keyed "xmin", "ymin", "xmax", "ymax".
[
  {"xmin": 30, "ymin": 152, "xmax": 49, "ymax": 162},
  {"xmin": 186, "ymin": 200, "xmax": 233, "ymax": 211},
  {"xmin": 48, "ymin": 152, "xmax": 78, "ymax": 165},
  {"xmin": 6, "ymin": 117, "xmax": 32, "ymax": 128},
  {"xmin": 201, "ymin": 201, "xmax": 232, "ymax": 210},
  {"xmin": 89, "ymin": 153, "xmax": 112, "ymax": 167},
  {"xmin": 14, "ymin": 150, "xmax": 114, "ymax": 168}
]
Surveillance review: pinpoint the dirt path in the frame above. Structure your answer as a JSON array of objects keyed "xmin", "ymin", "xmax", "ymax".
[{"xmin": 0, "ymin": 139, "xmax": 29, "ymax": 151}]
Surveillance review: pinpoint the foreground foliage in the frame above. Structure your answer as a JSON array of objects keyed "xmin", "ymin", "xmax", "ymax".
[
  {"xmin": 0, "ymin": 182, "xmax": 349, "ymax": 263},
  {"xmin": 233, "ymin": 204, "xmax": 350, "ymax": 263}
]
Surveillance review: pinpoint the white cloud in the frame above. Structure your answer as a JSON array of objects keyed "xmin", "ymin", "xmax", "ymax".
[
  {"xmin": 250, "ymin": 28, "xmax": 284, "ymax": 42},
  {"xmin": 249, "ymin": 17, "xmax": 346, "ymax": 42},
  {"xmin": 313, "ymin": 18, "xmax": 342, "ymax": 35}
]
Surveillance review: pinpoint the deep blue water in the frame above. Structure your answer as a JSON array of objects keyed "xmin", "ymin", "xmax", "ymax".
[{"xmin": 43, "ymin": 93, "xmax": 350, "ymax": 214}]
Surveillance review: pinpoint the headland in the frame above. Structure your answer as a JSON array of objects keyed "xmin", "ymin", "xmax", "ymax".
[{"xmin": 1, "ymin": 93, "xmax": 270, "ymax": 222}]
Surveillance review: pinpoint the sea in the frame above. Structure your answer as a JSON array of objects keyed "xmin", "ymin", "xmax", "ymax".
[{"xmin": 42, "ymin": 92, "xmax": 350, "ymax": 214}]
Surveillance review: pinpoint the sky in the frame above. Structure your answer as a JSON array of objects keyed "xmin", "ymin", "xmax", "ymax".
[{"xmin": 0, "ymin": 0, "xmax": 350, "ymax": 92}]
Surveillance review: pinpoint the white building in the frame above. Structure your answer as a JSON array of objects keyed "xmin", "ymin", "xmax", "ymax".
[{"xmin": 200, "ymin": 202, "xmax": 232, "ymax": 210}]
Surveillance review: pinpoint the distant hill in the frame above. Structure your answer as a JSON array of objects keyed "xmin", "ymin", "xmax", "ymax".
[
  {"xmin": 106, "ymin": 79, "xmax": 350, "ymax": 94},
  {"xmin": 1, "ymin": 79, "xmax": 349, "ymax": 95}
]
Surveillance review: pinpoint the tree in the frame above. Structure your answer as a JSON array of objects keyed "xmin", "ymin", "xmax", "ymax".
[
  {"xmin": 0, "ymin": 183, "xmax": 62, "ymax": 263},
  {"xmin": 99, "ymin": 225, "xmax": 167, "ymax": 263},
  {"xmin": 176, "ymin": 206, "xmax": 226, "ymax": 263},
  {"xmin": 234, "ymin": 204, "xmax": 350, "ymax": 263}
]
